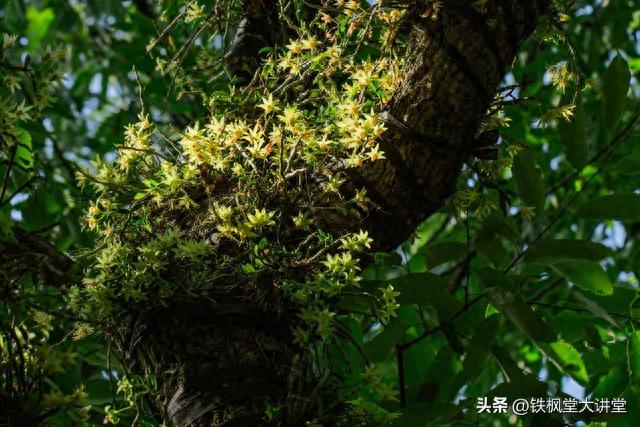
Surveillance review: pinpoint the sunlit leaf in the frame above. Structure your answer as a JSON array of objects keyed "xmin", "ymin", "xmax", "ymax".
[
  {"xmin": 628, "ymin": 331, "xmax": 640, "ymax": 384},
  {"xmin": 14, "ymin": 128, "xmax": 33, "ymax": 170},
  {"xmin": 592, "ymin": 366, "xmax": 627, "ymax": 399},
  {"xmin": 545, "ymin": 341, "xmax": 589, "ymax": 385},
  {"xmin": 26, "ymin": 7, "xmax": 55, "ymax": 50}
]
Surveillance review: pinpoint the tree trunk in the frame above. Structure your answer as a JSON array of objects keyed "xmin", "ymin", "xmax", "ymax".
[
  {"xmin": 128, "ymin": 2, "xmax": 550, "ymax": 425},
  {"xmin": 353, "ymin": 0, "xmax": 549, "ymax": 252}
]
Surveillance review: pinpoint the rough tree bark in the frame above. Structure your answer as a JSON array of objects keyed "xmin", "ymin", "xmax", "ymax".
[
  {"xmin": 126, "ymin": 1, "xmax": 551, "ymax": 425},
  {"xmin": 224, "ymin": 0, "xmax": 283, "ymax": 81},
  {"xmin": 354, "ymin": 0, "xmax": 549, "ymax": 252}
]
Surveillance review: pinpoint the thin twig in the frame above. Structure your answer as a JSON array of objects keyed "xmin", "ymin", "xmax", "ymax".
[
  {"xmin": 0, "ymin": 175, "xmax": 38, "ymax": 208},
  {"xmin": 0, "ymin": 145, "xmax": 17, "ymax": 203},
  {"xmin": 396, "ymin": 344, "xmax": 406, "ymax": 407}
]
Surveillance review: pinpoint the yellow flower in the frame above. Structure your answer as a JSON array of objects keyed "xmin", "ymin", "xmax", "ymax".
[
  {"xmin": 3, "ymin": 75, "xmax": 20, "ymax": 94},
  {"xmin": 258, "ymin": 93, "xmax": 279, "ymax": 114},
  {"xmin": 325, "ymin": 176, "xmax": 343, "ymax": 193},
  {"xmin": 216, "ymin": 224, "xmax": 234, "ymax": 238},
  {"xmin": 316, "ymin": 136, "xmax": 332, "ymax": 150},
  {"xmin": 368, "ymin": 144, "xmax": 385, "ymax": 161},
  {"xmin": 87, "ymin": 202, "xmax": 100, "ymax": 216},
  {"xmin": 213, "ymin": 203, "xmax": 233, "ymax": 223},
  {"xmin": 336, "ymin": 116, "xmax": 357, "ymax": 134},
  {"xmin": 278, "ymin": 105, "xmax": 302, "ymax": 127},
  {"xmin": 345, "ymin": 152, "xmax": 364, "ymax": 168},
  {"xmin": 344, "ymin": 0, "xmax": 358, "ymax": 15},
  {"xmin": 320, "ymin": 12, "xmax": 333, "ymax": 24},
  {"xmin": 246, "ymin": 208, "xmax": 275, "ymax": 229},
  {"xmin": 2, "ymin": 33, "xmax": 17, "ymax": 49},
  {"xmin": 206, "ymin": 116, "xmax": 227, "ymax": 135},
  {"xmin": 372, "ymin": 123, "xmax": 387, "ymax": 138},
  {"xmin": 289, "ymin": 62, "xmax": 301, "ymax": 75},
  {"xmin": 520, "ymin": 206, "xmax": 536, "ymax": 220},
  {"xmin": 232, "ymin": 162, "xmax": 244, "ymax": 175},
  {"xmin": 269, "ymin": 126, "xmax": 283, "ymax": 143},
  {"xmin": 538, "ymin": 105, "xmax": 575, "ymax": 127},
  {"xmin": 227, "ymin": 120, "xmax": 248, "ymax": 144},
  {"xmin": 277, "ymin": 56, "xmax": 294, "ymax": 71},
  {"xmin": 337, "ymin": 99, "xmax": 360, "ymax": 117},
  {"xmin": 137, "ymin": 113, "xmax": 151, "ymax": 130},
  {"xmin": 185, "ymin": 1, "xmax": 204, "ymax": 23},
  {"xmin": 243, "ymin": 123, "xmax": 264, "ymax": 145},
  {"xmin": 286, "ymin": 40, "xmax": 303, "ymax": 55},
  {"xmin": 293, "ymin": 212, "xmax": 311, "ymax": 229},
  {"xmin": 160, "ymin": 162, "xmax": 183, "ymax": 193},
  {"xmin": 353, "ymin": 68, "xmax": 373, "ymax": 88},
  {"xmin": 301, "ymin": 36, "xmax": 319, "ymax": 51}
]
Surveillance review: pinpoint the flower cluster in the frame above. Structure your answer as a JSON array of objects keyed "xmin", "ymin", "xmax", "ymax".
[
  {"xmin": 75, "ymin": 5, "xmax": 402, "ymax": 346},
  {"xmin": 72, "ymin": 3, "xmax": 410, "ymax": 423},
  {"xmin": 0, "ymin": 37, "xmax": 65, "ymax": 148}
]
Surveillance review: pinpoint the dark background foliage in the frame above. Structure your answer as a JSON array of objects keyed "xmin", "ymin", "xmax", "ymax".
[{"xmin": 2, "ymin": 0, "xmax": 640, "ymax": 425}]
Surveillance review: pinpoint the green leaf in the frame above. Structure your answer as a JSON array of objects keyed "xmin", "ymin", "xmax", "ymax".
[
  {"xmin": 592, "ymin": 366, "xmax": 626, "ymax": 399},
  {"xmin": 0, "ymin": 212, "xmax": 17, "ymax": 244},
  {"xmin": 14, "ymin": 128, "xmax": 33, "ymax": 170},
  {"xmin": 523, "ymin": 239, "xmax": 612, "ymax": 264},
  {"xmin": 335, "ymin": 293, "xmax": 374, "ymax": 314},
  {"xmin": 512, "ymin": 148, "xmax": 545, "ymax": 214},
  {"xmin": 21, "ymin": 188, "xmax": 63, "ymax": 232},
  {"xmin": 481, "ymin": 213, "xmax": 520, "ymax": 241},
  {"xmin": 474, "ymin": 210, "xmax": 519, "ymax": 267},
  {"xmin": 423, "ymin": 242, "xmax": 467, "ymax": 268},
  {"xmin": 577, "ymin": 194, "xmax": 640, "ymax": 221},
  {"xmin": 363, "ymin": 307, "xmax": 421, "ymax": 362},
  {"xmin": 613, "ymin": 152, "xmax": 640, "ymax": 175},
  {"xmin": 572, "ymin": 291, "xmax": 620, "ymax": 328},
  {"xmin": 476, "ymin": 233, "xmax": 507, "ymax": 266},
  {"xmin": 558, "ymin": 97, "xmax": 588, "ymax": 169},
  {"xmin": 486, "ymin": 378, "xmax": 548, "ymax": 402},
  {"xmin": 602, "ymin": 54, "xmax": 630, "ymax": 132},
  {"xmin": 550, "ymin": 310, "xmax": 585, "ymax": 343},
  {"xmin": 491, "ymin": 345, "xmax": 535, "ymax": 385},
  {"xmin": 26, "ymin": 7, "xmax": 55, "ymax": 50},
  {"xmin": 627, "ymin": 331, "xmax": 640, "ymax": 384},
  {"xmin": 476, "ymin": 267, "xmax": 513, "ymax": 290},
  {"xmin": 440, "ymin": 322, "xmax": 464, "ymax": 354},
  {"xmin": 84, "ymin": 379, "xmax": 115, "ymax": 405},
  {"xmin": 418, "ymin": 346, "xmax": 461, "ymax": 402},
  {"xmin": 453, "ymin": 314, "xmax": 500, "ymax": 389},
  {"xmin": 541, "ymin": 340, "xmax": 589, "ymax": 386},
  {"xmin": 387, "ymin": 273, "xmax": 461, "ymax": 319},
  {"xmin": 393, "ymin": 403, "xmax": 461, "ymax": 427},
  {"xmin": 484, "ymin": 287, "xmax": 556, "ymax": 343},
  {"xmin": 552, "ymin": 260, "xmax": 613, "ymax": 296}
]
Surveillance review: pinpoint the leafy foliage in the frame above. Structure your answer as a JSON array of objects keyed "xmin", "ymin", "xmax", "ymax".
[{"xmin": 2, "ymin": 0, "xmax": 640, "ymax": 426}]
